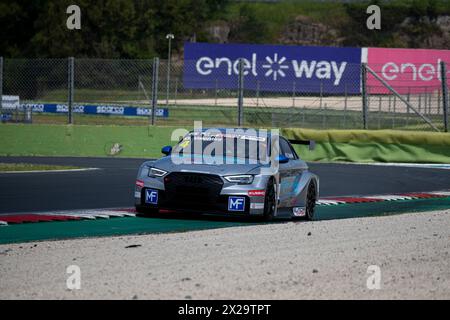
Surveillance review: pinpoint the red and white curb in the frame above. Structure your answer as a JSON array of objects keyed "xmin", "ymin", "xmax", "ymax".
[
  {"xmin": 316, "ymin": 190, "xmax": 450, "ymax": 206},
  {"xmin": 0, "ymin": 190, "xmax": 449, "ymax": 226},
  {"xmin": 0, "ymin": 209, "xmax": 136, "ymax": 226}
]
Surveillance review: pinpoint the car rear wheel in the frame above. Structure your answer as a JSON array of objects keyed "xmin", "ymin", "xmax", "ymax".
[
  {"xmin": 304, "ymin": 182, "xmax": 317, "ymax": 220},
  {"xmin": 263, "ymin": 179, "xmax": 276, "ymax": 221}
]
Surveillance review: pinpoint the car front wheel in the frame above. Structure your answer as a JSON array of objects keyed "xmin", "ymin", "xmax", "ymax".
[{"xmin": 263, "ymin": 179, "xmax": 276, "ymax": 221}]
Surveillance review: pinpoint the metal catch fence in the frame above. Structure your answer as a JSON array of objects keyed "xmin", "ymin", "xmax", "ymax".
[{"xmin": 0, "ymin": 57, "xmax": 448, "ymax": 132}]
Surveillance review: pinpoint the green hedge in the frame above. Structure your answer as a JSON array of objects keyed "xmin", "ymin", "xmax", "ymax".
[{"xmin": 281, "ymin": 128, "xmax": 450, "ymax": 163}]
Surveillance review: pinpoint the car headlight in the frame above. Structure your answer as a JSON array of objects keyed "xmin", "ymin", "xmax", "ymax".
[
  {"xmin": 224, "ymin": 174, "xmax": 254, "ymax": 184},
  {"xmin": 148, "ymin": 167, "xmax": 168, "ymax": 177}
]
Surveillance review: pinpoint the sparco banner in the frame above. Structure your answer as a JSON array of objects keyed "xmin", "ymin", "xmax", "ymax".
[
  {"xmin": 10, "ymin": 104, "xmax": 169, "ymax": 118},
  {"xmin": 184, "ymin": 42, "xmax": 362, "ymax": 94}
]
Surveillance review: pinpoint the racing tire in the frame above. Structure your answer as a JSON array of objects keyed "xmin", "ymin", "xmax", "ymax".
[
  {"xmin": 304, "ymin": 182, "xmax": 317, "ymax": 221},
  {"xmin": 263, "ymin": 179, "xmax": 276, "ymax": 221}
]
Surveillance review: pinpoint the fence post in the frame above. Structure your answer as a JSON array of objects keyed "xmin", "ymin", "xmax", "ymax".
[
  {"xmin": 256, "ymin": 80, "xmax": 260, "ymax": 108},
  {"xmin": 214, "ymin": 79, "xmax": 218, "ymax": 106},
  {"xmin": 343, "ymin": 83, "xmax": 347, "ymax": 128},
  {"xmin": 441, "ymin": 61, "xmax": 448, "ymax": 132},
  {"xmin": 151, "ymin": 57, "xmax": 160, "ymax": 126},
  {"xmin": 0, "ymin": 57, "xmax": 3, "ymax": 116},
  {"xmin": 68, "ymin": 57, "xmax": 74, "ymax": 124},
  {"xmin": 393, "ymin": 95, "xmax": 396, "ymax": 129},
  {"xmin": 406, "ymin": 89, "xmax": 410, "ymax": 127},
  {"xmin": 378, "ymin": 96, "xmax": 382, "ymax": 129},
  {"xmin": 237, "ymin": 58, "xmax": 244, "ymax": 127},
  {"xmin": 361, "ymin": 63, "xmax": 368, "ymax": 129},
  {"xmin": 292, "ymin": 81, "xmax": 296, "ymax": 108},
  {"xmin": 437, "ymin": 89, "xmax": 441, "ymax": 115},
  {"xmin": 319, "ymin": 81, "xmax": 323, "ymax": 110},
  {"xmin": 174, "ymin": 77, "xmax": 178, "ymax": 106}
]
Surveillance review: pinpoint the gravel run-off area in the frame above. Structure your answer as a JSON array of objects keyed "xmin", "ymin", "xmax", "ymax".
[{"xmin": 0, "ymin": 210, "xmax": 449, "ymax": 299}]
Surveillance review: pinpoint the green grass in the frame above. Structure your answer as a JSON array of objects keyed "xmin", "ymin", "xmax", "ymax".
[
  {"xmin": 0, "ymin": 163, "xmax": 80, "ymax": 172},
  {"xmin": 1, "ymin": 123, "xmax": 449, "ymax": 163},
  {"xmin": 0, "ymin": 123, "xmax": 186, "ymax": 158}
]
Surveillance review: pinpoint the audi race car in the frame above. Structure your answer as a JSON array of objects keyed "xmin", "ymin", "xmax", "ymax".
[{"xmin": 134, "ymin": 128, "xmax": 319, "ymax": 220}]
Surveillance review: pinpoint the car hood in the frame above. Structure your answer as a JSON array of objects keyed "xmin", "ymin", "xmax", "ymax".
[{"xmin": 143, "ymin": 156, "xmax": 264, "ymax": 176}]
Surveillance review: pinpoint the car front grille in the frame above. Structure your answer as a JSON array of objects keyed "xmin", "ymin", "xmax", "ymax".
[{"xmin": 164, "ymin": 172, "xmax": 224, "ymax": 207}]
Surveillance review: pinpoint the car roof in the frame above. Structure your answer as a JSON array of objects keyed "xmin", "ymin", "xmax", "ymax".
[{"xmin": 189, "ymin": 128, "xmax": 278, "ymax": 138}]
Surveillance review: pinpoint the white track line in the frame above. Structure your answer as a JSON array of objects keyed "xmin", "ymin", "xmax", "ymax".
[
  {"xmin": 0, "ymin": 168, "xmax": 100, "ymax": 174},
  {"xmin": 64, "ymin": 214, "xmax": 97, "ymax": 220},
  {"xmin": 316, "ymin": 200, "xmax": 346, "ymax": 206},
  {"xmin": 340, "ymin": 162, "xmax": 450, "ymax": 170},
  {"xmin": 428, "ymin": 191, "xmax": 450, "ymax": 196},
  {"xmin": 364, "ymin": 195, "xmax": 415, "ymax": 201},
  {"xmin": 90, "ymin": 214, "xmax": 110, "ymax": 219},
  {"xmin": 0, "ymin": 221, "xmax": 8, "ymax": 226}
]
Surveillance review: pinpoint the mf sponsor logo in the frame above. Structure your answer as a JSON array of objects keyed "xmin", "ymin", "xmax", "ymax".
[
  {"xmin": 228, "ymin": 196, "xmax": 245, "ymax": 212},
  {"xmin": 145, "ymin": 189, "xmax": 158, "ymax": 205},
  {"xmin": 184, "ymin": 42, "xmax": 362, "ymax": 94}
]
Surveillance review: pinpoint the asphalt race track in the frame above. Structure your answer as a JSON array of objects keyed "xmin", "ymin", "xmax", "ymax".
[{"xmin": 1, "ymin": 156, "xmax": 450, "ymax": 215}]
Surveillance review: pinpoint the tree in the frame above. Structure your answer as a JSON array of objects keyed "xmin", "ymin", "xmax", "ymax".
[
  {"xmin": 0, "ymin": 0, "xmax": 229, "ymax": 58},
  {"xmin": 228, "ymin": 4, "xmax": 270, "ymax": 44}
]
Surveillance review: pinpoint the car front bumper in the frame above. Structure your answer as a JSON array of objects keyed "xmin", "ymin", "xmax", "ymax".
[{"xmin": 134, "ymin": 181, "xmax": 266, "ymax": 216}]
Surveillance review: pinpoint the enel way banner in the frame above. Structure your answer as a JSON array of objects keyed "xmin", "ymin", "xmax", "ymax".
[{"xmin": 184, "ymin": 42, "xmax": 362, "ymax": 94}]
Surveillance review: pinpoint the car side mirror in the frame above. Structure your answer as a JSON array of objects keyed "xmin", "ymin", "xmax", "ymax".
[
  {"xmin": 277, "ymin": 154, "xmax": 289, "ymax": 164},
  {"xmin": 161, "ymin": 146, "xmax": 172, "ymax": 156}
]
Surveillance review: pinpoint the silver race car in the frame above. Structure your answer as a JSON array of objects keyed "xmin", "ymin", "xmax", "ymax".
[{"xmin": 134, "ymin": 128, "xmax": 319, "ymax": 220}]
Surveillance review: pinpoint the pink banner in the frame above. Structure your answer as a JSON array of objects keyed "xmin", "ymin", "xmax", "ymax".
[{"xmin": 367, "ymin": 47, "xmax": 450, "ymax": 94}]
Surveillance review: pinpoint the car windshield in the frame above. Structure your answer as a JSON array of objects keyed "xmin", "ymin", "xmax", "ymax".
[{"xmin": 172, "ymin": 132, "xmax": 268, "ymax": 163}]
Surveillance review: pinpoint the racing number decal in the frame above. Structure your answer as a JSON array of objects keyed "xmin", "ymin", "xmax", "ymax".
[{"xmin": 179, "ymin": 139, "xmax": 190, "ymax": 148}]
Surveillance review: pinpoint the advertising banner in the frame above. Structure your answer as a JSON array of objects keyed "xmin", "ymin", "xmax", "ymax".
[
  {"xmin": 367, "ymin": 47, "xmax": 450, "ymax": 94},
  {"xmin": 14, "ymin": 104, "xmax": 169, "ymax": 118},
  {"xmin": 1, "ymin": 95, "xmax": 20, "ymax": 109},
  {"xmin": 184, "ymin": 42, "xmax": 362, "ymax": 94}
]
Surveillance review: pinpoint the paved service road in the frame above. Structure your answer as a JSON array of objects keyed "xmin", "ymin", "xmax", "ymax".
[{"xmin": 0, "ymin": 156, "xmax": 449, "ymax": 214}]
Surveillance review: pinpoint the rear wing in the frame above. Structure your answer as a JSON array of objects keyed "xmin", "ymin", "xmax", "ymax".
[{"xmin": 288, "ymin": 139, "xmax": 316, "ymax": 151}]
